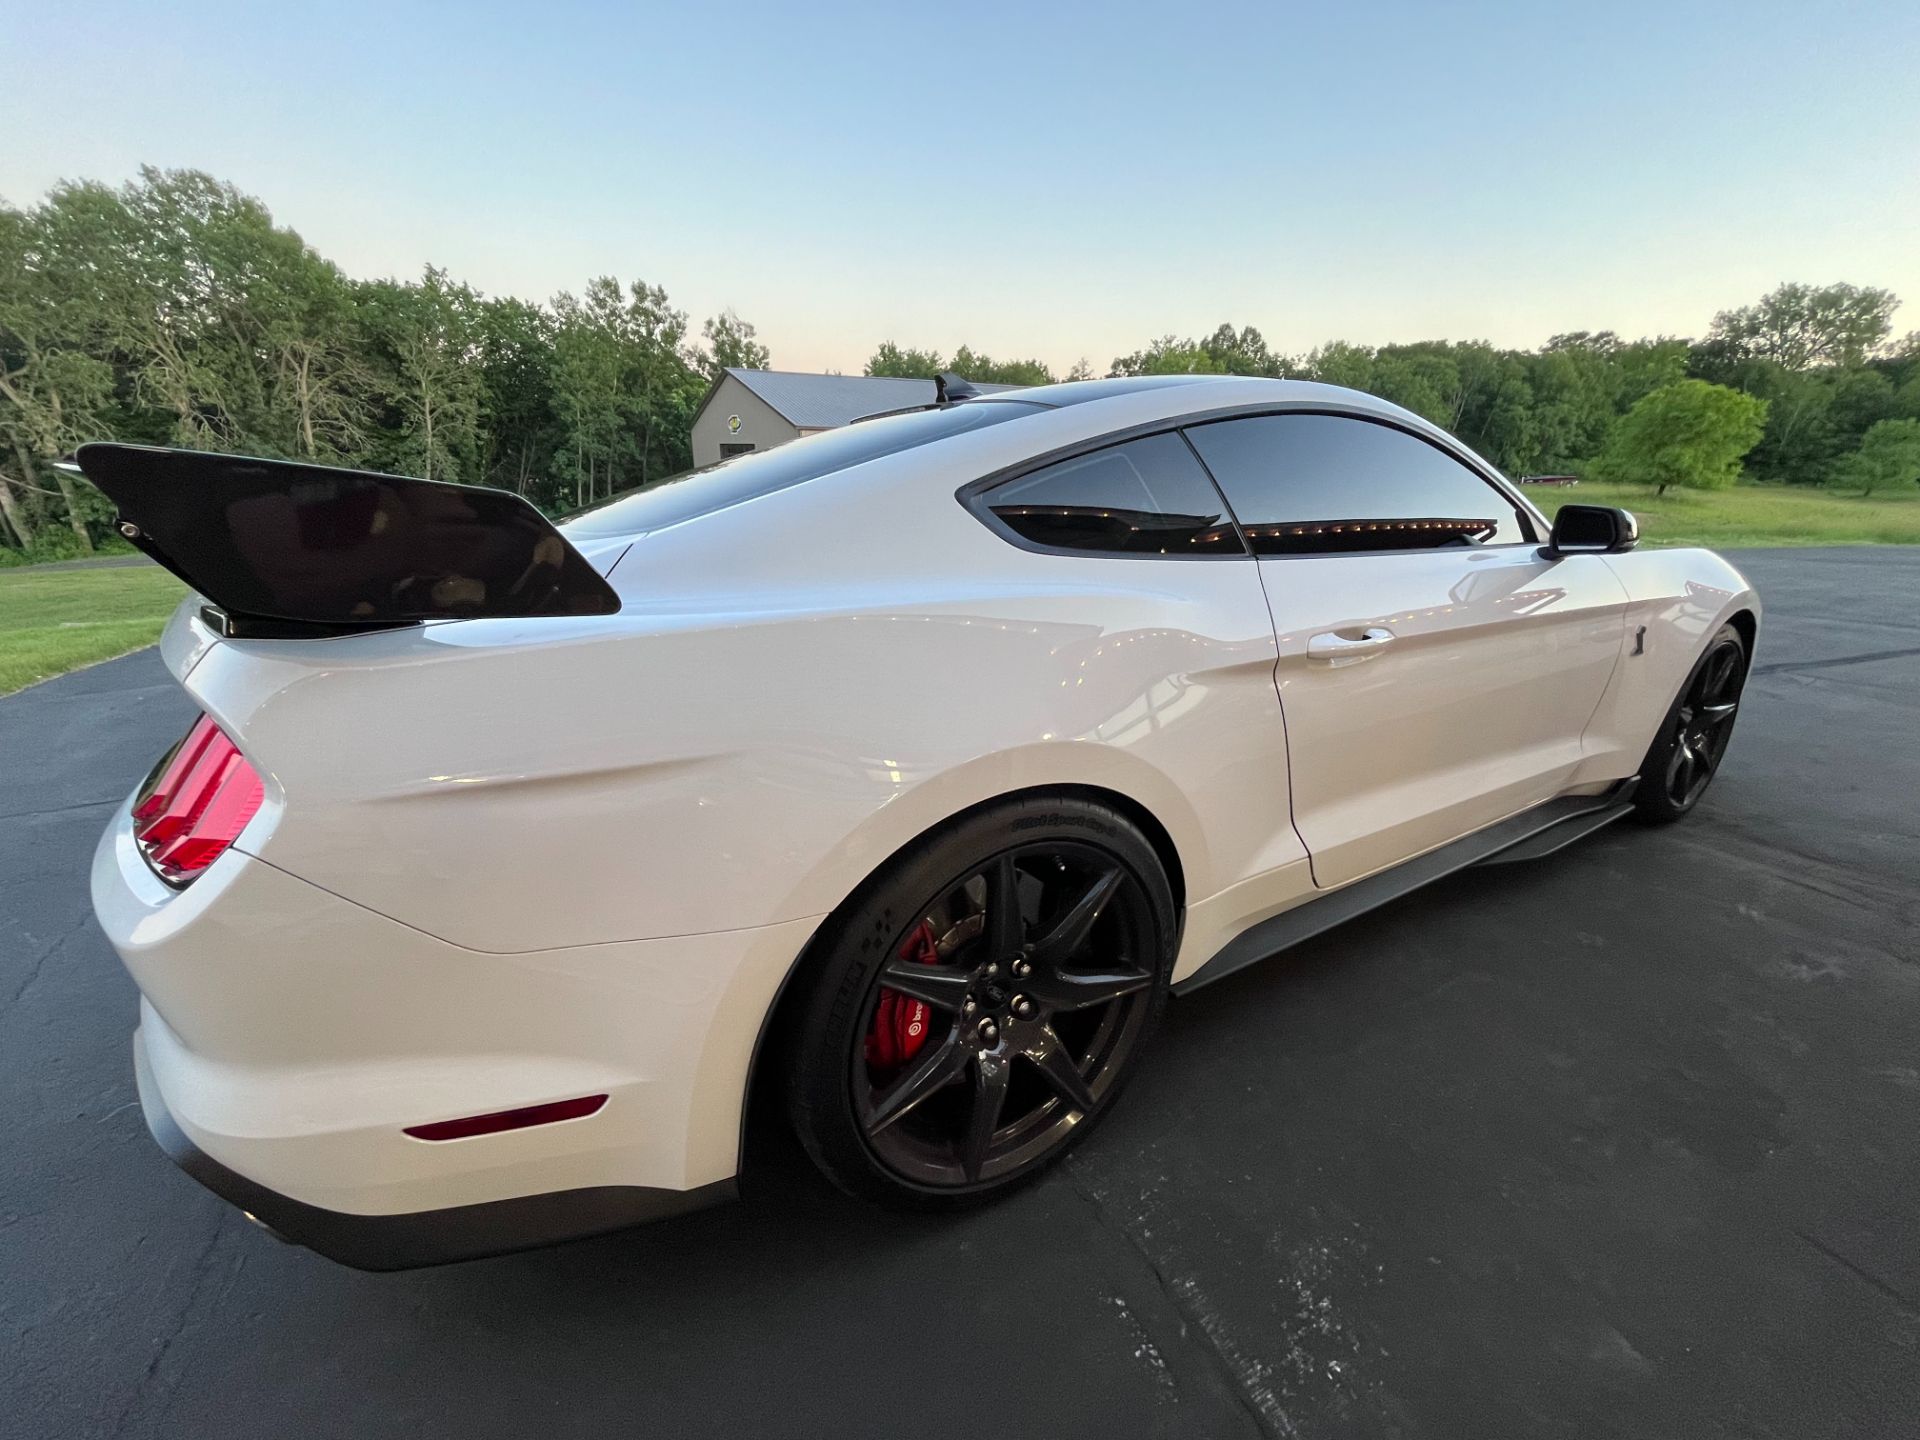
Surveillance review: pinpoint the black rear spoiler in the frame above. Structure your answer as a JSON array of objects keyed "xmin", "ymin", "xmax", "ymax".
[{"xmin": 70, "ymin": 444, "xmax": 620, "ymax": 639}]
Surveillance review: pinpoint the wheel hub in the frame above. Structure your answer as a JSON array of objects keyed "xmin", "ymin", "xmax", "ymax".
[{"xmin": 973, "ymin": 973, "xmax": 1012, "ymax": 1012}]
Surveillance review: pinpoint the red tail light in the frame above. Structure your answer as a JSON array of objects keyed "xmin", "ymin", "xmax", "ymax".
[{"xmin": 132, "ymin": 715, "xmax": 264, "ymax": 885}]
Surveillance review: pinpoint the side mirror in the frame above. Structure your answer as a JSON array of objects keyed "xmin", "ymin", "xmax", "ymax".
[{"xmin": 1546, "ymin": 504, "xmax": 1638, "ymax": 556}]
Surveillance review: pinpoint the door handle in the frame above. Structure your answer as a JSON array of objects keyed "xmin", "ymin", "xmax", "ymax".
[{"xmin": 1307, "ymin": 626, "xmax": 1395, "ymax": 660}]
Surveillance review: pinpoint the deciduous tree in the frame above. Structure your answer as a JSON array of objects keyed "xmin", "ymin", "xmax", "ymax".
[
  {"xmin": 476, "ymin": 298, "xmax": 559, "ymax": 499},
  {"xmin": 948, "ymin": 345, "xmax": 1053, "ymax": 386},
  {"xmin": 361, "ymin": 267, "xmax": 484, "ymax": 483},
  {"xmin": 865, "ymin": 342, "xmax": 945, "ymax": 379},
  {"xmin": 1589, "ymin": 380, "xmax": 1768, "ymax": 495},
  {"xmin": 1831, "ymin": 418, "xmax": 1920, "ymax": 496},
  {"xmin": 1707, "ymin": 282, "xmax": 1898, "ymax": 371},
  {"xmin": 1199, "ymin": 324, "xmax": 1287, "ymax": 377},
  {"xmin": 1108, "ymin": 336, "xmax": 1224, "ymax": 377},
  {"xmin": 701, "ymin": 308, "xmax": 770, "ymax": 378}
]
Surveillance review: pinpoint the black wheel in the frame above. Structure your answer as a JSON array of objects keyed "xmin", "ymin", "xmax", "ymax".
[
  {"xmin": 1634, "ymin": 623, "xmax": 1748, "ymax": 824},
  {"xmin": 786, "ymin": 795, "xmax": 1175, "ymax": 1208}
]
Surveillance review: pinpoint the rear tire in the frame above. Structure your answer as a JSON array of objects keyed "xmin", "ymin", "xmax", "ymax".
[
  {"xmin": 786, "ymin": 794, "xmax": 1175, "ymax": 1209},
  {"xmin": 1633, "ymin": 623, "xmax": 1748, "ymax": 824}
]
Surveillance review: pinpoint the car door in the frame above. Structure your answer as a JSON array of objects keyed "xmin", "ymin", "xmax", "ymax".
[{"xmin": 1183, "ymin": 411, "xmax": 1630, "ymax": 890}]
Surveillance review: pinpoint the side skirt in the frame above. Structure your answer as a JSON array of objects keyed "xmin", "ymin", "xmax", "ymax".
[{"xmin": 1170, "ymin": 781, "xmax": 1638, "ymax": 996}]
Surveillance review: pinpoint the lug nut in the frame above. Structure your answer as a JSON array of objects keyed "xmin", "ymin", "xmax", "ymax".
[
  {"xmin": 977, "ymin": 1019, "xmax": 999, "ymax": 1044},
  {"xmin": 962, "ymin": 998, "xmax": 977, "ymax": 1014},
  {"xmin": 985, "ymin": 962, "xmax": 999, "ymax": 978},
  {"xmin": 1012, "ymin": 959, "xmax": 1032, "ymax": 978},
  {"xmin": 1011, "ymin": 995, "xmax": 1036, "ymax": 1019}
]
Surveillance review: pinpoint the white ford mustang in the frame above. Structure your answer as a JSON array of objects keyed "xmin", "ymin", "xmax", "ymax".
[{"xmin": 80, "ymin": 375, "xmax": 1758, "ymax": 1269}]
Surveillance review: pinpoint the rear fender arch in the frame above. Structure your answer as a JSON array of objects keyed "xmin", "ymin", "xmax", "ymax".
[
  {"xmin": 731, "ymin": 765, "xmax": 1194, "ymax": 1180},
  {"xmin": 762, "ymin": 741, "xmax": 1209, "ymax": 934}
]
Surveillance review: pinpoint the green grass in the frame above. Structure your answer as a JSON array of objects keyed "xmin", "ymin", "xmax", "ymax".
[
  {"xmin": 0, "ymin": 566, "xmax": 186, "ymax": 696},
  {"xmin": 1536, "ymin": 481, "xmax": 1920, "ymax": 549},
  {"xmin": 0, "ymin": 533, "xmax": 141, "ymax": 568}
]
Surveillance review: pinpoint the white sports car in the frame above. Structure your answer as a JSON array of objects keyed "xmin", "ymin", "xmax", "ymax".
[{"xmin": 80, "ymin": 375, "xmax": 1758, "ymax": 1269}]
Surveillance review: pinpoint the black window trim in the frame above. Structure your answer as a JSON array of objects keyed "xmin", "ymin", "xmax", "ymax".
[{"xmin": 957, "ymin": 401, "xmax": 1547, "ymax": 562}]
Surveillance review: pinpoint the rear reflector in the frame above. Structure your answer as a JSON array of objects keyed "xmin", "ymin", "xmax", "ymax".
[
  {"xmin": 403, "ymin": 1095, "xmax": 609, "ymax": 1142},
  {"xmin": 132, "ymin": 715, "xmax": 264, "ymax": 885}
]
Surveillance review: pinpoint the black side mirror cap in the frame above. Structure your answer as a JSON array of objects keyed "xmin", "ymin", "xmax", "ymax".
[{"xmin": 1546, "ymin": 504, "xmax": 1638, "ymax": 557}]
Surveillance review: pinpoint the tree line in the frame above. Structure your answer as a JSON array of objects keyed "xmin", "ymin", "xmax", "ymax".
[
  {"xmin": 0, "ymin": 168, "xmax": 769, "ymax": 561},
  {"xmin": 4, "ymin": 167, "xmax": 1918, "ymax": 563},
  {"xmin": 867, "ymin": 293, "xmax": 1920, "ymax": 500}
]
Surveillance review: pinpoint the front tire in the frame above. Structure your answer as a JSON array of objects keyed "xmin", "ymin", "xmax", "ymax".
[
  {"xmin": 786, "ymin": 795, "xmax": 1175, "ymax": 1209},
  {"xmin": 1633, "ymin": 623, "xmax": 1748, "ymax": 824}
]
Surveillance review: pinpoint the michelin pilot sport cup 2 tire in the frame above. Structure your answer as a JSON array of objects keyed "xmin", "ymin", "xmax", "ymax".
[
  {"xmin": 785, "ymin": 794, "xmax": 1176, "ymax": 1209},
  {"xmin": 1633, "ymin": 621, "xmax": 1748, "ymax": 825}
]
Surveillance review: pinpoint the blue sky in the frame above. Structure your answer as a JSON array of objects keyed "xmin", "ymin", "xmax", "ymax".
[{"xmin": 5, "ymin": 1, "xmax": 1917, "ymax": 373}]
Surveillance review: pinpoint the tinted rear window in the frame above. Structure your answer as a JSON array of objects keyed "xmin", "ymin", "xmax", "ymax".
[
  {"xmin": 985, "ymin": 433, "xmax": 1245, "ymax": 555},
  {"xmin": 564, "ymin": 401, "xmax": 1045, "ymax": 537}
]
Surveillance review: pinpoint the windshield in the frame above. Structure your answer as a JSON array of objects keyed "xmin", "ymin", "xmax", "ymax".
[{"xmin": 562, "ymin": 400, "xmax": 1046, "ymax": 537}]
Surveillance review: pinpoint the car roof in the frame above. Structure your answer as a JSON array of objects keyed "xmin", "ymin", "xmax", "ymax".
[{"xmin": 973, "ymin": 374, "xmax": 1243, "ymax": 409}]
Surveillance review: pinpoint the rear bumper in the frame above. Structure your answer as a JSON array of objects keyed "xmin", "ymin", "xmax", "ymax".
[
  {"xmin": 93, "ymin": 792, "xmax": 820, "ymax": 1262},
  {"xmin": 135, "ymin": 1029, "xmax": 732, "ymax": 1270}
]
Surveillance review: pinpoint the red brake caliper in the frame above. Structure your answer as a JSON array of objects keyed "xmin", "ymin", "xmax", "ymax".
[{"xmin": 866, "ymin": 919, "xmax": 939, "ymax": 1069}]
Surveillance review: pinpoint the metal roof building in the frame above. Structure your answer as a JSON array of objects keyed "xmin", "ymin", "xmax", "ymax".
[{"xmin": 689, "ymin": 369, "xmax": 1021, "ymax": 466}]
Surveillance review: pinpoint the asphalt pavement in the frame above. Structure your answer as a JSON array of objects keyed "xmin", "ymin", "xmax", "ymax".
[{"xmin": 3, "ymin": 548, "xmax": 1916, "ymax": 1439}]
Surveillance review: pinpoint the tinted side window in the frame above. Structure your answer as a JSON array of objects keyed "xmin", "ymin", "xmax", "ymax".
[
  {"xmin": 1183, "ymin": 414, "xmax": 1530, "ymax": 554},
  {"xmin": 986, "ymin": 433, "xmax": 1245, "ymax": 556}
]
